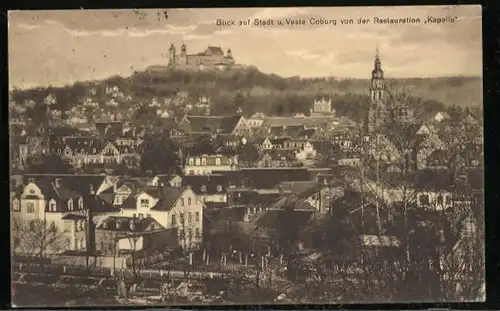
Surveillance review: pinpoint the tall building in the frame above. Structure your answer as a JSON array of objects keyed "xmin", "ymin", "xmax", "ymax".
[{"xmin": 366, "ymin": 47, "xmax": 385, "ymax": 133}]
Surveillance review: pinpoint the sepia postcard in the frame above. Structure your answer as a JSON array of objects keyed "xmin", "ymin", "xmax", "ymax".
[{"xmin": 9, "ymin": 5, "xmax": 484, "ymax": 307}]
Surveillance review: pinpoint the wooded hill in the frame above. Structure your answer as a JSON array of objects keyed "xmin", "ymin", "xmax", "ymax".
[{"xmin": 10, "ymin": 67, "xmax": 482, "ymax": 124}]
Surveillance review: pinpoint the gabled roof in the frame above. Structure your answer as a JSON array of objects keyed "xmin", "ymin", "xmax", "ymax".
[
  {"xmin": 121, "ymin": 185, "xmax": 189, "ymax": 211},
  {"xmin": 182, "ymin": 174, "xmax": 228, "ymax": 195},
  {"xmin": 197, "ymin": 46, "xmax": 224, "ymax": 56},
  {"xmin": 180, "ymin": 115, "xmax": 242, "ymax": 134}
]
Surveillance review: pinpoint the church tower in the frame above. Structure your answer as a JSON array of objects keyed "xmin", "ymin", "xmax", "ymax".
[
  {"xmin": 168, "ymin": 44, "xmax": 176, "ymax": 66},
  {"xmin": 366, "ymin": 46, "xmax": 385, "ymax": 133}
]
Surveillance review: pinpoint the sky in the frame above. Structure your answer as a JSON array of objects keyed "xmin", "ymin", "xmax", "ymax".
[{"xmin": 8, "ymin": 5, "xmax": 482, "ymax": 89}]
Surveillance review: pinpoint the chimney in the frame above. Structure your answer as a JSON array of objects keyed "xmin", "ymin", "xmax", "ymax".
[{"xmin": 54, "ymin": 178, "xmax": 62, "ymax": 188}]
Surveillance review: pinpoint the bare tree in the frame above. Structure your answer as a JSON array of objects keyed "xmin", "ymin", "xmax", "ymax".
[
  {"xmin": 321, "ymin": 79, "xmax": 485, "ymax": 302},
  {"xmin": 11, "ymin": 216, "xmax": 69, "ymax": 269}
]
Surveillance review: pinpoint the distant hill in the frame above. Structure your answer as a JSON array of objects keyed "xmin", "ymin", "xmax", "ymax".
[{"xmin": 9, "ymin": 67, "xmax": 482, "ymax": 124}]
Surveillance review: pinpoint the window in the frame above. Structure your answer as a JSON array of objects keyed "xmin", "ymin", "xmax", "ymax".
[
  {"xmin": 180, "ymin": 198, "xmax": 185, "ymax": 206},
  {"xmin": 215, "ymin": 158, "xmax": 221, "ymax": 165},
  {"xmin": 80, "ymin": 220, "xmax": 86, "ymax": 231},
  {"xmin": 27, "ymin": 203, "xmax": 35, "ymax": 213},
  {"xmin": 188, "ymin": 228, "xmax": 193, "ymax": 238},
  {"xmin": 188, "ymin": 212, "xmax": 192, "ymax": 223},
  {"xmin": 12, "ymin": 200, "xmax": 20, "ymax": 212},
  {"xmin": 419, "ymin": 194, "xmax": 430, "ymax": 205},
  {"xmin": 188, "ymin": 158, "xmax": 194, "ymax": 165},
  {"xmin": 201, "ymin": 185, "xmax": 207, "ymax": 193},
  {"xmin": 188, "ymin": 198, "xmax": 192, "ymax": 205},
  {"xmin": 78, "ymin": 198, "xmax": 84, "ymax": 209},
  {"xmin": 140, "ymin": 199, "xmax": 149, "ymax": 208},
  {"xmin": 171, "ymin": 214, "xmax": 177, "ymax": 225},
  {"xmin": 201, "ymin": 158, "xmax": 207, "ymax": 166},
  {"xmin": 445, "ymin": 195, "xmax": 452, "ymax": 205},
  {"xmin": 180, "ymin": 213, "xmax": 185, "ymax": 224},
  {"xmin": 50, "ymin": 221, "xmax": 56, "ymax": 232},
  {"xmin": 195, "ymin": 211, "xmax": 200, "ymax": 222},
  {"xmin": 68, "ymin": 199, "xmax": 74, "ymax": 211},
  {"xmin": 437, "ymin": 195, "xmax": 444, "ymax": 205},
  {"xmin": 195, "ymin": 158, "xmax": 201, "ymax": 166}
]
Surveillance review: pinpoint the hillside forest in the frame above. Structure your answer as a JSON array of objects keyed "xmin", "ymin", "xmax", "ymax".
[{"xmin": 9, "ymin": 67, "xmax": 483, "ymax": 125}]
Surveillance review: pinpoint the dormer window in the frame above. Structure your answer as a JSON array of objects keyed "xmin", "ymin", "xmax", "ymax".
[
  {"xmin": 78, "ymin": 197, "xmax": 84, "ymax": 209},
  {"xmin": 68, "ymin": 199, "xmax": 74, "ymax": 211},
  {"xmin": 217, "ymin": 185, "xmax": 223, "ymax": 192},
  {"xmin": 201, "ymin": 185, "xmax": 207, "ymax": 193},
  {"xmin": 49, "ymin": 200, "xmax": 57, "ymax": 212}
]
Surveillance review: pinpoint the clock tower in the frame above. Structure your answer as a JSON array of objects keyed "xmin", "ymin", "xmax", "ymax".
[{"xmin": 366, "ymin": 46, "xmax": 385, "ymax": 133}]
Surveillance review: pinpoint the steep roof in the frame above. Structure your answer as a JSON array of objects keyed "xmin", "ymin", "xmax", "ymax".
[
  {"xmin": 120, "ymin": 185, "xmax": 188, "ymax": 211},
  {"xmin": 98, "ymin": 216, "xmax": 164, "ymax": 232},
  {"xmin": 182, "ymin": 174, "xmax": 228, "ymax": 195},
  {"xmin": 199, "ymin": 46, "xmax": 224, "ymax": 56},
  {"xmin": 180, "ymin": 115, "xmax": 242, "ymax": 134}
]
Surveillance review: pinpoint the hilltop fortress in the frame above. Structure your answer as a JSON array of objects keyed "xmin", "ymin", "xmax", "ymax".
[{"xmin": 167, "ymin": 43, "xmax": 238, "ymax": 70}]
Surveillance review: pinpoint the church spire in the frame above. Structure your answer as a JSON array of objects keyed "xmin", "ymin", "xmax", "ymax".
[{"xmin": 372, "ymin": 45, "xmax": 383, "ymax": 79}]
